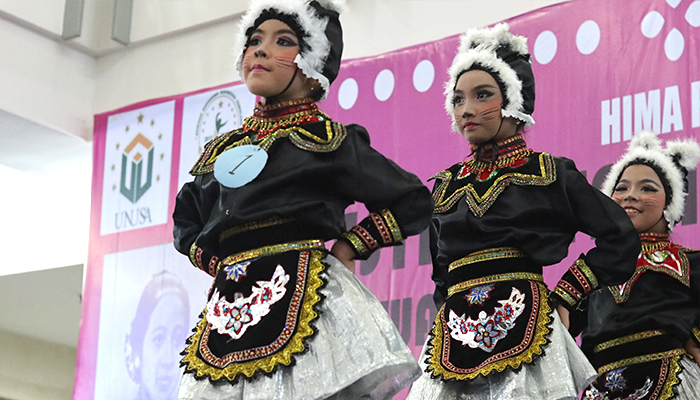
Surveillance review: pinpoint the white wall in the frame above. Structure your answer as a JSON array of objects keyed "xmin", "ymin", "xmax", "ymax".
[{"xmin": 0, "ymin": 330, "xmax": 76, "ymax": 400}]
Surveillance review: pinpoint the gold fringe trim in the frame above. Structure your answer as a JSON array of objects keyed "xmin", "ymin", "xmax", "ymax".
[
  {"xmin": 180, "ymin": 250, "xmax": 326, "ymax": 381},
  {"xmin": 427, "ymin": 281, "xmax": 552, "ymax": 380},
  {"xmin": 658, "ymin": 355, "xmax": 684, "ymax": 400}
]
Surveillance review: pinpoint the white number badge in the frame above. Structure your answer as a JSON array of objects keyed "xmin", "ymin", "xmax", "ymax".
[{"xmin": 213, "ymin": 144, "xmax": 268, "ymax": 188}]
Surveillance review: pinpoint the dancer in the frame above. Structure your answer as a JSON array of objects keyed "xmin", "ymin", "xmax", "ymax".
[
  {"xmin": 407, "ymin": 24, "xmax": 640, "ymax": 399},
  {"xmin": 553, "ymin": 131, "xmax": 700, "ymax": 400},
  {"xmin": 172, "ymin": 1, "xmax": 432, "ymax": 399}
]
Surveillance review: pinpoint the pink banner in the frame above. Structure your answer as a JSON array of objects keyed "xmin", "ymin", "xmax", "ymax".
[{"xmin": 75, "ymin": 1, "xmax": 700, "ymax": 399}]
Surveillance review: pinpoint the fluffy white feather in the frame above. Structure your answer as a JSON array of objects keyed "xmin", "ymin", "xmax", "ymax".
[
  {"xmin": 233, "ymin": 0, "xmax": 342, "ymax": 99},
  {"xmin": 666, "ymin": 138, "xmax": 700, "ymax": 170},
  {"xmin": 600, "ymin": 131, "xmax": 699, "ymax": 230}
]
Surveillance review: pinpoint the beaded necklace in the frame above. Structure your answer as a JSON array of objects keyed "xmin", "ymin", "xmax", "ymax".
[
  {"xmin": 639, "ymin": 232, "xmax": 671, "ymax": 253},
  {"xmin": 457, "ymin": 134, "xmax": 533, "ymax": 181},
  {"xmin": 243, "ymin": 97, "xmax": 330, "ymax": 142}
]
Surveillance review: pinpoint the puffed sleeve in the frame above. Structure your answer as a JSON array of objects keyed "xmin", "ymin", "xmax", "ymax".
[
  {"xmin": 172, "ymin": 174, "xmax": 221, "ymax": 277},
  {"xmin": 334, "ymin": 124, "xmax": 433, "ymax": 259},
  {"xmin": 551, "ymin": 158, "xmax": 640, "ymax": 310},
  {"xmin": 429, "ymin": 211, "xmax": 448, "ymax": 309}
]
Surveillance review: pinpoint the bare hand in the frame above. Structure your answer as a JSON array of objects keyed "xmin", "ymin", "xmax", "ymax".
[
  {"xmin": 685, "ymin": 338, "xmax": 700, "ymax": 368},
  {"xmin": 556, "ymin": 305, "xmax": 570, "ymax": 330},
  {"xmin": 331, "ymin": 240, "xmax": 356, "ymax": 273}
]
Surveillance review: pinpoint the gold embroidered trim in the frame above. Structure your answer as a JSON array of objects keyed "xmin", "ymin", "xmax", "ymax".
[
  {"xmin": 189, "ymin": 129, "xmax": 246, "ymax": 175},
  {"xmin": 189, "ymin": 121, "xmax": 346, "ymax": 176},
  {"xmin": 609, "ymin": 246, "xmax": 691, "ymax": 303},
  {"xmin": 448, "ymin": 247, "xmax": 525, "ymax": 272},
  {"xmin": 218, "ymin": 218, "xmax": 292, "ymax": 242},
  {"xmin": 341, "ymin": 231, "xmax": 370, "ymax": 258},
  {"xmin": 257, "ymin": 121, "xmax": 347, "ymax": 153},
  {"xmin": 243, "ymin": 104, "xmax": 329, "ymax": 135},
  {"xmin": 221, "ymin": 240, "xmax": 325, "ymax": 267},
  {"xmin": 693, "ymin": 327, "xmax": 700, "ymax": 344},
  {"xmin": 553, "ymin": 286, "xmax": 577, "ymax": 307},
  {"xmin": 447, "ymin": 272, "xmax": 543, "ymax": 298},
  {"xmin": 432, "ymin": 153, "xmax": 557, "ymax": 217},
  {"xmin": 427, "ymin": 281, "xmax": 552, "ymax": 380},
  {"xmin": 597, "ymin": 348, "xmax": 686, "ymax": 375},
  {"xmin": 380, "ymin": 209, "xmax": 403, "ymax": 242},
  {"xmin": 180, "ymin": 250, "xmax": 326, "ymax": 380},
  {"xmin": 465, "ymin": 148, "xmax": 533, "ymax": 172},
  {"xmin": 593, "ymin": 330, "xmax": 665, "ymax": 353}
]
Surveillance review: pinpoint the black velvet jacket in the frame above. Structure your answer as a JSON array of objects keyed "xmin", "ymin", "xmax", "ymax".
[
  {"xmin": 430, "ymin": 135, "xmax": 640, "ymax": 308},
  {"xmin": 173, "ymin": 98, "xmax": 433, "ymax": 273}
]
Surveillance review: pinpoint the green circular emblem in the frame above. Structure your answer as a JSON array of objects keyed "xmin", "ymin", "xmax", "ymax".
[{"xmin": 196, "ymin": 90, "xmax": 243, "ymax": 154}]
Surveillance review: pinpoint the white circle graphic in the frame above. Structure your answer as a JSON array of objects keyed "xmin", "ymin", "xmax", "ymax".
[
  {"xmin": 576, "ymin": 20, "xmax": 601, "ymax": 55},
  {"xmin": 374, "ymin": 69, "xmax": 395, "ymax": 101},
  {"xmin": 413, "ymin": 60, "xmax": 435, "ymax": 93},
  {"xmin": 641, "ymin": 11, "xmax": 665, "ymax": 38},
  {"xmin": 338, "ymin": 78, "xmax": 359, "ymax": 110},
  {"xmin": 666, "ymin": 0, "xmax": 681, "ymax": 8},
  {"xmin": 533, "ymin": 30, "xmax": 558, "ymax": 65},
  {"xmin": 664, "ymin": 28, "xmax": 685, "ymax": 61},
  {"xmin": 686, "ymin": 1, "xmax": 700, "ymax": 27}
]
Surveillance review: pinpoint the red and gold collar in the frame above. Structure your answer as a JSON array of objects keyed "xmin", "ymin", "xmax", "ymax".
[
  {"xmin": 458, "ymin": 134, "xmax": 533, "ymax": 181},
  {"xmin": 243, "ymin": 97, "xmax": 330, "ymax": 140}
]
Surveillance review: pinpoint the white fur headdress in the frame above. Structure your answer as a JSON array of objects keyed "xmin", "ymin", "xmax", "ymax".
[
  {"xmin": 445, "ymin": 23, "xmax": 536, "ymax": 133},
  {"xmin": 601, "ymin": 131, "xmax": 700, "ymax": 230},
  {"xmin": 234, "ymin": 0, "xmax": 346, "ymax": 100}
]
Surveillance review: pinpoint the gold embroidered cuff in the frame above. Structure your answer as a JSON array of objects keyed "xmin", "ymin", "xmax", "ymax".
[
  {"xmin": 380, "ymin": 209, "xmax": 403, "ymax": 243},
  {"xmin": 692, "ymin": 326, "xmax": 700, "ymax": 344},
  {"xmin": 553, "ymin": 285, "xmax": 577, "ymax": 307},
  {"xmin": 189, "ymin": 242, "xmax": 202, "ymax": 270},
  {"xmin": 574, "ymin": 258, "xmax": 599, "ymax": 290},
  {"xmin": 340, "ymin": 231, "xmax": 370, "ymax": 259}
]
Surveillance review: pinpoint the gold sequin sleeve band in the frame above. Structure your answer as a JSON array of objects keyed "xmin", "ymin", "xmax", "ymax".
[{"xmin": 551, "ymin": 256, "xmax": 599, "ymax": 310}]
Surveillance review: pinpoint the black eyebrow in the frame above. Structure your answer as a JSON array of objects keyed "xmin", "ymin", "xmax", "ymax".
[{"xmin": 251, "ymin": 28, "xmax": 298, "ymax": 38}]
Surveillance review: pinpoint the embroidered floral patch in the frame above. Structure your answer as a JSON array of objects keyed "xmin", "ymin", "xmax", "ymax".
[
  {"xmin": 206, "ymin": 264, "xmax": 289, "ymax": 339},
  {"xmin": 447, "ymin": 286, "xmax": 526, "ymax": 352},
  {"xmin": 464, "ymin": 284, "xmax": 495, "ymax": 305},
  {"xmin": 223, "ymin": 259, "xmax": 257, "ymax": 282},
  {"xmin": 604, "ymin": 367, "xmax": 628, "ymax": 392},
  {"xmin": 584, "ymin": 378, "xmax": 653, "ymax": 400}
]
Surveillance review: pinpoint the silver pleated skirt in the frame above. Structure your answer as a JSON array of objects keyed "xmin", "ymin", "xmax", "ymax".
[
  {"xmin": 658, "ymin": 356, "xmax": 700, "ymax": 400},
  {"xmin": 177, "ymin": 254, "xmax": 421, "ymax": 400},
  {"xmin": 406, "ymin": 310, "xmax": 596, "ymax": 400}
]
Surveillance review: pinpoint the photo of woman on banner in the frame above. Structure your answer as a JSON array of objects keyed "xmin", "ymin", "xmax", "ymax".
[
  {"xmin": 125, "ymin": 271, "xmax": 190, "ymax": 400},
  {"xmin": 552, "ymin": 131, "xmax": 700, "ymax": 400},
  {"xmin": 172, "ymin": 0, "xmax": 433, "ymax": 399},
  {"xmin": 407, "ymin": 24, "xmax": 640, "ymax": 399}
]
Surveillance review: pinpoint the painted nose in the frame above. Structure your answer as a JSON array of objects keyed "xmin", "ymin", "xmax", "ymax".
[{"xmin": 254, "ymin": 47, "xmax": 267, "ymax": 58}]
